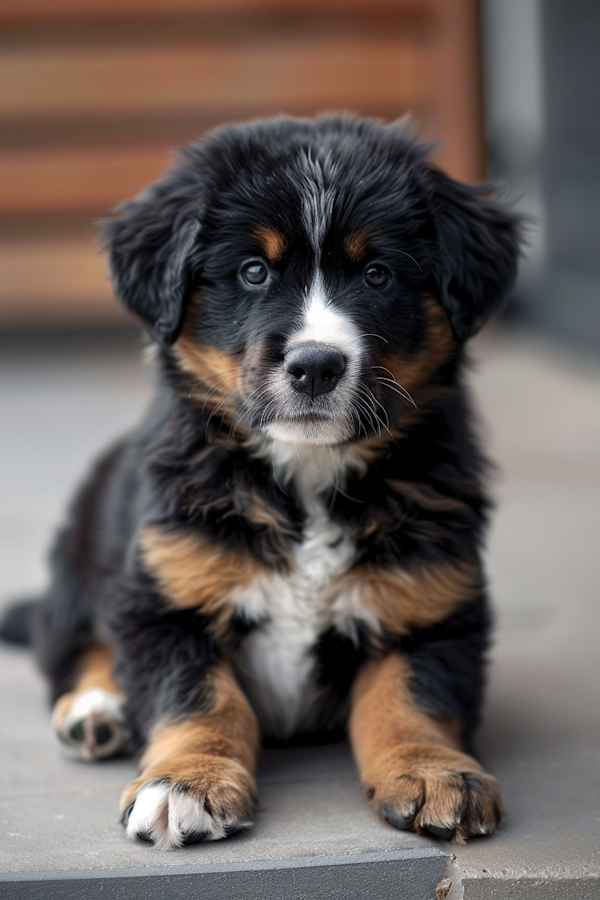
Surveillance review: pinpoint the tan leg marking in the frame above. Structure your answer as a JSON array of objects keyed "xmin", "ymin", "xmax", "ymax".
[
  {"xmin": 350, "ymin": 654, "xmax": 503, "ymax": 844},
  {"xmin": 52, "ymin": 644, "xmax": 128, "ymax": 761},
  {"xmin": 121, "ymin": 660, "xmax": 259, "ymax": 850}
]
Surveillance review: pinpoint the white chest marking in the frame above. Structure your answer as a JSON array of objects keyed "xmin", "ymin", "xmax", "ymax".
[{"xmin": 232, "ymin": 444, "xmax": 377, "ymax": 738}]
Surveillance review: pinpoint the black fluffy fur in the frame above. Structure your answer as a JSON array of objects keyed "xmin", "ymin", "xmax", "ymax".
[{"xmin": 2, "ymin": 115, "xmax": 520, "ymax": 757}]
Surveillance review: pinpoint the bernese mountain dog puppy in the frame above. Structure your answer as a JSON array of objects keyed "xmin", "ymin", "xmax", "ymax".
[{"xmin": 18, "ymin": 116, "xmax": 521, "ymax": 849}]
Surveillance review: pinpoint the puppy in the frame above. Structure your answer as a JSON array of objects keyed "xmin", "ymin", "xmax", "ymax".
[{"xmin": 16, "ymin": 116, "xmax": 520, "ymax": 849}]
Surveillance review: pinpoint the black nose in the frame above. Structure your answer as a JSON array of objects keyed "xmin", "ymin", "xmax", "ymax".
[{"xmin": 285, "ymin": 343, "xmax": 346, "ymax": 399}]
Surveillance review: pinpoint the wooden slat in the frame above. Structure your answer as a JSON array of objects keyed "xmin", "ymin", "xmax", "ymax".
[
  {"xmin": 427, "ymin": 0, "xmax": 483, "ymax": 183},
  {"xmin": 0, "ymin": 0, "xmax": 484, "ymax": 327},
  {"xmin": 0, "ymin": 146, "xmax": 174, "ymax": 213},
  {"xmin": 0, "ymin": 237, "xmax": 124, "ymax": 324},
  {"xmin": 0, "ymin": 40, "xmax": 423, "ymax": 118},
  {"xmin": 2, "ymin": 117, "xmax": 457, "ymax": 216},
  {"xmin": 0, "ymin": 0, "xmax": 430, "ymax": 20}
]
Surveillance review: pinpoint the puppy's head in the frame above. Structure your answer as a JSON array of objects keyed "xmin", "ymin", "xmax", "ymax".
[{"xmin": 104, "ymin": 116, "xmax": 520, "ymax": 446}]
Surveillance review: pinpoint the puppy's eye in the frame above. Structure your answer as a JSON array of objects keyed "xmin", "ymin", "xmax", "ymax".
[
  {"xmin": 240, "ymin": 259, "xmax": 269, "ymax": 286},
  {"xmin": 364, "ymin": 264, "xmax": 391, "ymax": 289}
]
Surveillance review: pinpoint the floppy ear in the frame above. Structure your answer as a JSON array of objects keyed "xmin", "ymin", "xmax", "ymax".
[
  {"xmin": 102, "ymin": 168, "xmax": 203, "ymax": 346},
  {"xmin": 428, "ymin": 167, "xmax": 521, "ymax": 340}
]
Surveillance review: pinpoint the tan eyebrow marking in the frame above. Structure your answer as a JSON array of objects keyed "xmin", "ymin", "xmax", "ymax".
[
  {"xmin": 344, "ymin": 231, "xmax": 371, "ymax": 261},
  {"xmin": 253, "ymin": 225, "xmax": 287, "ymax": 261}
]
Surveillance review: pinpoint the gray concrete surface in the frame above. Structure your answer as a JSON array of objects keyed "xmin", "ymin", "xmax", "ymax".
[{"xmin": 1, "ymin": 328, "xmax": 599, "ymax": 898}]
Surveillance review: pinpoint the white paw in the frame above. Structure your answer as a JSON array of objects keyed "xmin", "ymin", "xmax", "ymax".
[
  {"xmin": 53, "ymin": 688, "xmax": 129, "ymax": 761},
  {"xmin": 123, "ymin": 780, "xmax": 253, "ymax": 850}
]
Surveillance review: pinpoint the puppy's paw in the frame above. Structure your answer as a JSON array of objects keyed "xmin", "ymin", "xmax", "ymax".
[
  {"xmin": 368, "ymin": 743, "xmax": 503, "ymax": 844},
  {"xmin": 121, "ymin": 755, "xmax": 256, "ymax": 850},
  {"xmin": 52, "ymin": 688, "xmax": 129, "ymax": 761}
]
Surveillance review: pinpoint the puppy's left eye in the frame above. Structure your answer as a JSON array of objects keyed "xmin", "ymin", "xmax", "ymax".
[
  {"xmin": 364, "ymin": 264, "xmax": 392, "ymax": 289},
  {"xmin": 240, "ymin": 259, "xmax": 269, "ymax": 286}
]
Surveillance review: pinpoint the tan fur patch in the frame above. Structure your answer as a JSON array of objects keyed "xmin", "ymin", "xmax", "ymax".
[
  {"xmin": 386, "ymin": 480, "xmax": 471, "ymax": 514},
  {"xmin": 254, "ymin": 224, "xmax": 287, "ymax": 261},
  {"xmin": 141, "ymin": 526, "xmax": 267, "ymax": 635},
  {"xmin": 121, "ymin": 659, "xmax": 258, "ymax": 813},
  {"xmin": 349, "ymin": 653, "xmax": 503, "ymax": 843},
  {"xmin": 378, "ymin": 295, "xmax": 456, "ymax": 398},
  {"xmin": 74, "ymin": 644, "xmax": 117, "ymax": 693},
  {"xmin": 353, "ymin": 558, "xmax": 481, "ymax": 635},
  {"xmin": 170, "ymin": 298, "xmax": 245, "ymax": 428},
  {"xmin": 242, "ymin": 490, "xmax": 298, "ymax": 562},
  {"xmin": 344, "ymin": 231, "xmax": 371, "ymax": 261},
  {"xmin": 174, "ymin": 336, "xmax": 243, "ymax": 403}
]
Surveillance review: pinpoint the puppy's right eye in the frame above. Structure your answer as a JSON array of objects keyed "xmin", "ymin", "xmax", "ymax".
[{"xmin": 240, "ymin": 259, "xmax": 269, "ymax": 286}]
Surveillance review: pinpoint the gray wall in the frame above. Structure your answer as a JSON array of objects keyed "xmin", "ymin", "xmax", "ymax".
[
  {"xmin": 483, "ymin": 0, "xmax": 600, "ymax": 352},
  {"xmin": 540, "ymin": 0, "xmax": 600, "ymax": 350}
]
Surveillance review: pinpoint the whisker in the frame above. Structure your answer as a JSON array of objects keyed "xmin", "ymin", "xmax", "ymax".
[
  {"xmin": 374, "ymin": 247, "xmax": 422, "ymax": 270},
  {"xmin": 361, "ymin": 384, "xmax": 389, "ymax": 424},
  {"xmin": 205, "ymin": 393, "xmax": 237, "ymax": 437},
  {"xmin": 351, "ymin": 406, "xmax": 369, "ymax": 440},
  {"xmin": 353, "ymin": 392, "xmax": 381, "ymax": 437},
  {"xmin": 360, "ymin": 332, "xmax": 389, "ymax": 344},
  {"xmin": 226, "ymin": 385, "xmax": 272, "ymax": 442},
  {"xmin": 377, "ymin": 378, "xmax": 417, "ymax": 408},
  {"xmin": 199, "ymin": 375, "xmax": 243, "ymax": 415},
  {"xmin": 355, "ymin": 383, "xmax": 399, "ymax": 442},
  {"xmin": 357, "ymin": 392, "xmax": 394, "ymax": 440},
  {"xmin": 370, "ymin": 366, "xmax": 417, "ymax": 407}
]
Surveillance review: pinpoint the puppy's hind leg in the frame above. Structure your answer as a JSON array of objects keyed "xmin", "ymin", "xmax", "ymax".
[{"xmin": 52, "ymin": 644, "xmax": 130, "ymax": 761}]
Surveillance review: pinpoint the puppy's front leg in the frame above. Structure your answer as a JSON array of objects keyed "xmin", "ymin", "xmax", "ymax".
[
  {"xmin": 350, "ymin": 654, "xmax": 503, "ymax": 844},
  {"xmin": 121, "ymin": 659, "xmax": 258, "ymax": 850}
]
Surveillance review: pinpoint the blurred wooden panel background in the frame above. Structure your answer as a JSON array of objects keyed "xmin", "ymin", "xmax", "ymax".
[{"xmin": 0, "ymin": 0, "xmax": 483, "ymax": 327}]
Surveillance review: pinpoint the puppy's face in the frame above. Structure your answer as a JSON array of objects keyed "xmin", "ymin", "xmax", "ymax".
[
  {"xmin": 182, "ymin": 152, "xmax": 444, "ymax": 446},
  {"xmin": 105, "ymin": 117, "xmax": 519, "ymax": 446}
]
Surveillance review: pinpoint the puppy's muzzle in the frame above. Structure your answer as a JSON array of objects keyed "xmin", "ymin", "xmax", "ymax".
[{"xmin": 284, "ymin": 342, "xmax": 346, "ymax": 400}]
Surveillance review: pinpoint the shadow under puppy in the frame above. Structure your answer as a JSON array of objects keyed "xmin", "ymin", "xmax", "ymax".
[{"xmin": 21, "ymin": 116, "xmax": 521, "ymax": 849}]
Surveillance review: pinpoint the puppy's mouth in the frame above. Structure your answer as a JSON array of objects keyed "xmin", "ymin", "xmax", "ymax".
[
  {"xmin": 263, "ymin": 412, "xmax": 354, "ymax": 447},
  {"xmin": 275, "ymin": 412, "xmax": 332, "ymax": 424}
]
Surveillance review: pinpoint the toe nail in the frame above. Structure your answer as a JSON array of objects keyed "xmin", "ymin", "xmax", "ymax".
[
  {"xmin": 382, "ymin": 806, "xmax": 414, "ymax": 831},
  {"xmin": 424, "ymin": 824, "xmax": 455, "ymax": 841},
  {"xmin": 121, "ymin": 803, "xmax": 134, "ymax": 826},
  {"xmin": 182, "ymin": 830, "xmax": 207, "ymax": 845}
]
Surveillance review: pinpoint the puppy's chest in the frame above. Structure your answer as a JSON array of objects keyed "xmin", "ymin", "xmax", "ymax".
[{"xmin": 231, "ymin": 497, "xmax": 369, "ymax": 738}]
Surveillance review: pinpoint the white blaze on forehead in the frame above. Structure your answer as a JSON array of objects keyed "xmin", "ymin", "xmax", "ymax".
[
  {"xmin": 289, "ymin": 270, "xmax": 362, "ymax": 358},
  {"xmin": 299, "ymin": 150, "xmax": 336, "ymax": 255}
]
